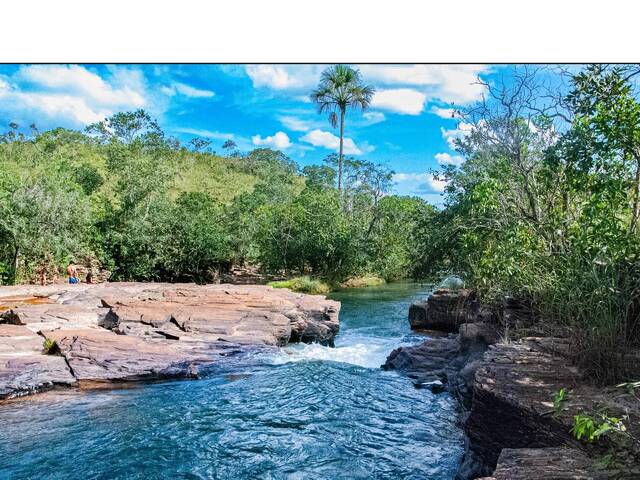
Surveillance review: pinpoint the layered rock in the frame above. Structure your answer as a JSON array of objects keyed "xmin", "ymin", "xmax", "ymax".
[
  {"xmin": 465, "ymin": 337, "xmax": 640, "ymax": 478},
  {"xmin": 0, "ymin": 324, "xmax": 76, "ymax": 399},
  {"xmin": 0, "ymin": 283, "xmax": 340, "ymax": 399},
  {"xmin": 408, "ymin": 288, "xmax": 478, "ymax": 332},
  {"xmin": 480, "ymin": 447, "xmax": 603, "ymax": 480}
]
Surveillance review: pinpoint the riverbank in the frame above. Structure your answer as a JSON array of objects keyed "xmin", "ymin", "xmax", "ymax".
[
  {"xmin": 384, "ymin": 288, "xmax": 640, "ymax": 479},
  {"xmin": 0, "ymin": 282, "xmax": 340, "ymax": 400}
]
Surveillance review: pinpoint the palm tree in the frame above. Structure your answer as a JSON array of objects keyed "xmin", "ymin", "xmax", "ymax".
[{"xmin": 310, "ymin": 65, "xmax": 375, "ymax": 192}]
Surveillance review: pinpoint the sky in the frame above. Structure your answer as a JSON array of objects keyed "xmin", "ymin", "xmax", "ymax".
[{"xmin": 0, "ymin": 64, "xmax": 509, "ymax": 204}]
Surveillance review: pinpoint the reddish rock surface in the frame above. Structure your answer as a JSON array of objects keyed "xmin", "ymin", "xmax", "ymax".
[{"xmin": 0, "ymin": 283, "xmax": 340, "ymax": 399}]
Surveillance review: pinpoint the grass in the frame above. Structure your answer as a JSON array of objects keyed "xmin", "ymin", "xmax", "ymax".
[
  {"xmin": 268, "ymin": 276, "xmax": 331, "ymax": 295},
  {"xmin": 339, "ymin": 275, "xmax": 386, "ymax": 288},
  {"xmin": 42, "ymin": 338, "xmax": 59, "ymax": 355}
]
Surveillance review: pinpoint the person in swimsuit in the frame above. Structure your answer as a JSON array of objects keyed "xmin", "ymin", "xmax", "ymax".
[{"xmin": 67, "ymin": 262, "xmax": 79, "ymax": 284}]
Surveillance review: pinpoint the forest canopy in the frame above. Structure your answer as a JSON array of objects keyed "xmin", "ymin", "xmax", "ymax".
[{"xmin": 0, "ymin": 109, "xmax": 428, "ymax": 285}]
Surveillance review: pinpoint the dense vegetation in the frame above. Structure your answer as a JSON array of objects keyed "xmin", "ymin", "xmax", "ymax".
[
  {"xmin": 0, "ymin": 110, "xmax": 427, "ymax": 287},
  {"xmin": 413, "ymin": 65, "xmax": 640, "ymax": 383}
]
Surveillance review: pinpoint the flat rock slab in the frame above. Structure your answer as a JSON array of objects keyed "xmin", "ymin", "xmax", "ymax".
[
  {"xmin": 0, "ymin": 282, "xmax": 340, "ymax": 400},
  {"xmin": 0, "ymin": 355, "xmax": 76, "ymax": 399},
  {"xmin": 489, "ymin": 447, "xmax": 605, "ymax": 480}
]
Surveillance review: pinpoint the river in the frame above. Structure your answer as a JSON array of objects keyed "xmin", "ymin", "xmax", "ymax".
[{"xmin": 0, "ymin": 282, "xmax": 464, "ymax": 479}]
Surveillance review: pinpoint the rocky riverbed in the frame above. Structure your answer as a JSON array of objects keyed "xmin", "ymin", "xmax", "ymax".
[
  {"xmin": 384, "ymin": 288, "xmax": 640, "ymax": 480},
  {"xmin": 0, "ymin": 283, "xmax": 340, "ymax": 400}
]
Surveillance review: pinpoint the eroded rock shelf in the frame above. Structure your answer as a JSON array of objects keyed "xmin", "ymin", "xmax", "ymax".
[{"xmin": 0, "ymin": 283, "xmax": 340, "ymax": 400}]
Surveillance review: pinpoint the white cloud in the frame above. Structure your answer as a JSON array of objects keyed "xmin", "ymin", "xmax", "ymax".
[
  {"xmin": 279, "ymin": 115, "xmax": 313, "ymax": 132},
  {"xmin": 245, "ymin": 65, "xmax": 324, "ymax": 91},
  {"xmin": 0, "ymin": 65, "xmax": 156, "ymax": 128},
  {"xmin": 300, "ymin": 129, "xmax": 362, "ymax": 155},
  {"xmin": 393, "ymin": 172, "xmax": 447, "ymax": 195},
  {"xmin": 252, "ymin": 131, "xmax": 292, "ymax": 149},
  {"xmin": 173, "ymin": 127, "xmax": 235, "ymax": 140},
  {"xmin": 430, "ymin": 106, "xmax": 457, "ymax": 119},
  {"xmin": 359, "ymin": 64, "xmax": 490, "ymax": 104},
  {"xmin": 174, "ymin": 82, "xmax": 215, "ymax": 98},
  {"xmin": 16, "ymin": 64, "xmax": 146, "ymax": 107},
  {"xmin": 362, "ymin": 111, "xmax": 386, "ymax": 124},
  {"xmin": 441, "ymin": 121, "xmax": 474, "ymax": 149},
  {"xmin": 435, "ymin": 152, "xmax": 465, "ymax": 166},
  {"xmin": 371, "ymin": 88, "xmax": 426, "ymax": 115}
]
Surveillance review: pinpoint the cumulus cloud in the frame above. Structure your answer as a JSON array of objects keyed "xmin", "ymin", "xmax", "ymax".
[
  {"xmin": 252, "ymin": 131, "xmax": 292, "ymax": 149},
  {"xmin": 300, "ymin": 129, "xmax": 363, "ymax": 155},
  {"xmin": 245, "ymin": 65, "xmax": 324, "ymax": 91},
  {"xmin": 371, "ymin": 88, "xmax": 426, "ymax": 115},
  {"xmin": 279, "ymin": 115, "xmax": 313, "ymax": 132},
  {"xmin": 362, "ymin": 111, "xmax": 386, "ymax": 124},
  {"xmin": 430, "ymin": 106, "xmax": 457, "ymax": 119},
  {"xmin": 0, "ymin": 64, "xmax": 155, "ymax": 127},
  {"xmin": 435, "ymin": 152, "xmax": 465, "ymax": 166},
  {"xmin": 359, "ymin": 64, "xmax": 490, "ymax": 104},
  {"xmin": 441, "ymin": 121, "xmax": 474, "ymax": 149},
  {"xmin": 393, "ymin": 172, "xmax": 448, "ymax": 195}
]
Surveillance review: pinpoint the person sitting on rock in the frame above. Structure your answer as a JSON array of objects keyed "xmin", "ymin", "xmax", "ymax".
[{"xmin": 67, "ymin": 262, "xmax": 79, "ymax": 284}]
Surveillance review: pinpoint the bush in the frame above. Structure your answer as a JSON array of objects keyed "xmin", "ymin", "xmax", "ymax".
[
  {"xmin": 268, "ymin": 276, "xmax": 331, "ymax": 295},
  {"xmin": 339, "ymin": 275, "xmax": 385, "ymax": 288}
]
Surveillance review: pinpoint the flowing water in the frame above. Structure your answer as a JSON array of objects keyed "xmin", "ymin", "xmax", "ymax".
[{"xmin": 0, "ymin": 282, "xmax": 464, "ymax": 479}]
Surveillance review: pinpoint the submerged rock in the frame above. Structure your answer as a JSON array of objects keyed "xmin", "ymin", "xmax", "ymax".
[{"xmin": 0, "ymin": 282, "xmax": 340, "ymax": 399}]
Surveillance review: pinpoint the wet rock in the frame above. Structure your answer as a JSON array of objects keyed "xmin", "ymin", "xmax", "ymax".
[
  {"xmin": 409, "ymin": 289, "xmax": 478, "ymax": 332},
  {"xmin": 0, "ymin": 355, "xmax": 76, "ymax": 399}
]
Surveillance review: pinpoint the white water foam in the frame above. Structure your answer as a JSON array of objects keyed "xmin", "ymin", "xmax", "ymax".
[{"xmin": 267, "ymin": 334, "xmax": 413, "ymax": 369}]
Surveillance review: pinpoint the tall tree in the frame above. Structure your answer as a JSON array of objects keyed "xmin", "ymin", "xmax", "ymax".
[{"xmin": 310, "ymin": 65, "xmax": 375, "ymax": 192}]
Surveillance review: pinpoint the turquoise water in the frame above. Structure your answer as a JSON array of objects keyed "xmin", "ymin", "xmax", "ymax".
[{"xmin": 0, "ymin": 283, "xmax": 464, "ymax": 479}]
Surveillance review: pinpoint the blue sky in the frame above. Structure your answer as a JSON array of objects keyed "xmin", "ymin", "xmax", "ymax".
[{"xmin": 0, "ymin": 64, "xmax": 508, "ymax": 204}]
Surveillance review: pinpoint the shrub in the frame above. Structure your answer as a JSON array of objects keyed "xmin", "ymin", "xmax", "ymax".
[{"xmin": 268, "ymin": 276, "xmax": 331, "ymax": 295}]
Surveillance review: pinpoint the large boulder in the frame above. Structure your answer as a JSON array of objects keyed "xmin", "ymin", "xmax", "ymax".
[{"xmin": 409, "ymin": 288, "xmax": 478, "ymax": 332}]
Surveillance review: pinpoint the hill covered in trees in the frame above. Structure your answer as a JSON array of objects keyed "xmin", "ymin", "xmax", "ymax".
[{"xmin": 0, "ymin": 110, "xmax": 430, "ymax": 286}]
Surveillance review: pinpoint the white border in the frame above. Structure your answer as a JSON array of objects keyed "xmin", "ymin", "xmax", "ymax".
[{"xmin": 2, "ymin": 0, "xmax": 639, "ymax": 62}]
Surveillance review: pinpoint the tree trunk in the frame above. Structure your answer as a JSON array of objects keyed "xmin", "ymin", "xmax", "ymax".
[{"xmin": 338, "ymin": 109, "xmax": 345, "ymax": 192}]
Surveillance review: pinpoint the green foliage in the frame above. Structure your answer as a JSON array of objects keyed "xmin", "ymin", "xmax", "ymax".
[
  {"xmin": 0, "ymin": 109, "xmax": 423, "ymax": 286},
  {"xmin": 42, "ymin": 338, "xmax": 58, "ymax": 355},
  {"xmin": 411, "ymin": 65, "xmax": 640, "ymax": 383},
  {"xmin": 268, "ymin": 276, "xmax": 331, "ymax": 295},
  {"xmin": 572, "ymin": 413, "xmax": 627, "ymax": 443},
  {"xmin": 553, "ymin": 388, "xmax": 567, "ymax": 413},
  {"xmin": 339, "ymin": 275, "xmax": 385, "ymax": 288}
]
